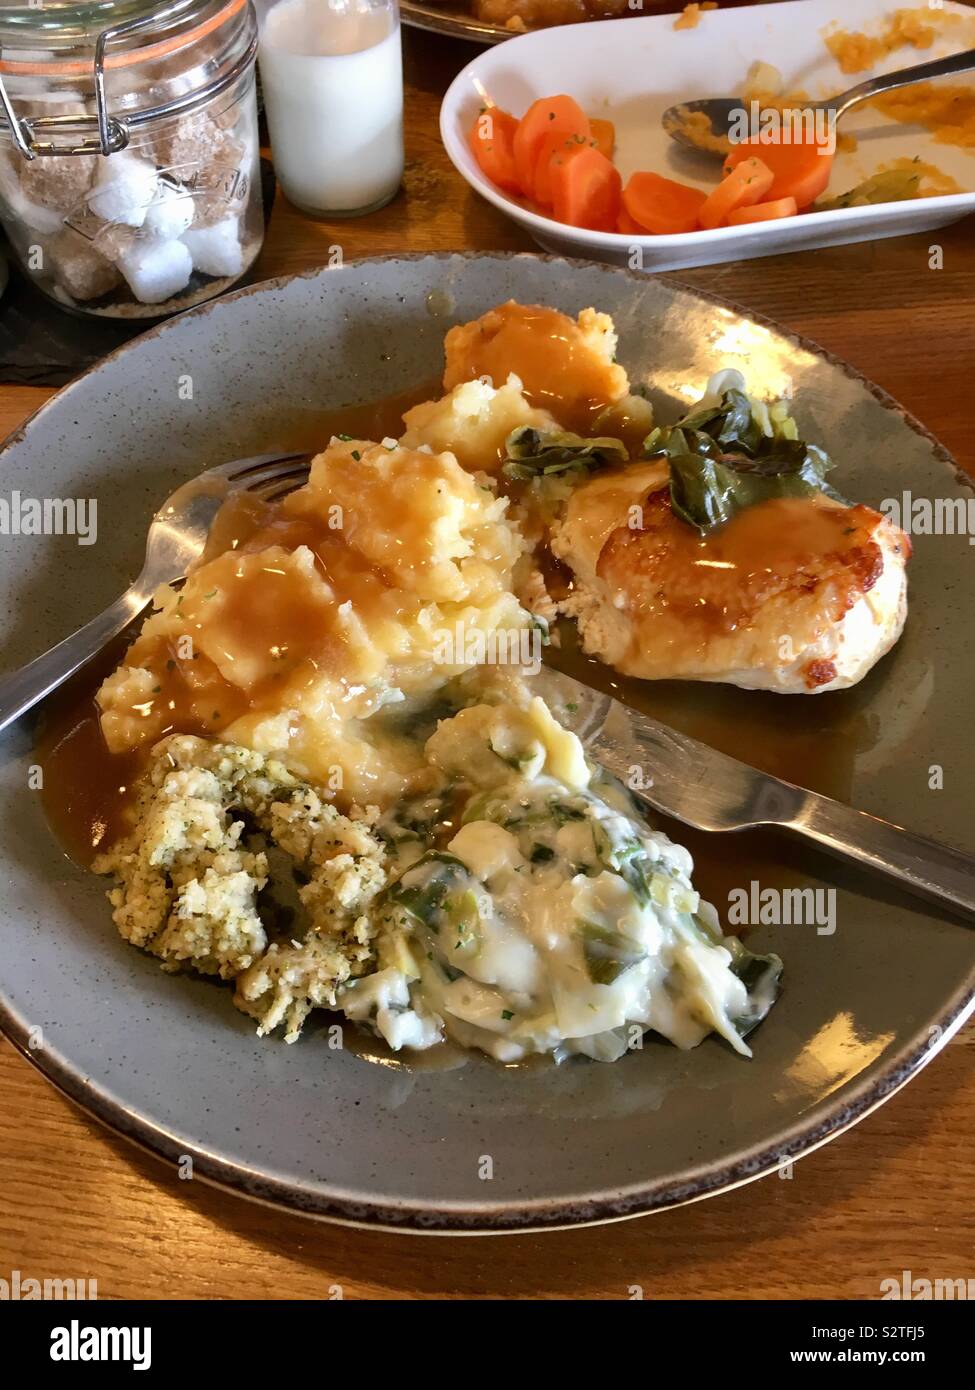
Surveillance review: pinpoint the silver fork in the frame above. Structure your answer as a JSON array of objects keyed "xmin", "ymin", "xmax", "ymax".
[
  {"xmin": 0, "ymin": 451, "xmax": 312, "ymax": 737},
  {"xmin": 532, "ymin": 667, "xmax": 975, "ymax": 920}
]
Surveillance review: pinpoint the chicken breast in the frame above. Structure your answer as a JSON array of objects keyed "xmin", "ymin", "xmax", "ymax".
[{"xmin": 552, "ymin": 462, "xmax": 910, "ymax": 693}]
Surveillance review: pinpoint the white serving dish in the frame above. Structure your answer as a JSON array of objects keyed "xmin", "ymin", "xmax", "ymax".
[{"xmin": 440, "ymin": 0, "xmax": 975, "ymax": 271}]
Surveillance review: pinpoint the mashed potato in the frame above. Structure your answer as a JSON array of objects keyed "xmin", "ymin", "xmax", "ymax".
[
  {"xmin": 401, "ymin": 373, "xmax": 558, "ymax": 476},
  {"xmin": 441, "ymin": 301, "xmax": 630, "ymax": 433},
  {"xmin": 97, "ymin": 436, "xmax": 533, "ymax": 805}
]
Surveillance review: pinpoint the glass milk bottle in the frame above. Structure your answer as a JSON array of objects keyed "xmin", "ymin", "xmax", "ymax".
[{"xmin": 258, "ymin": 0, "xmax": 404, "ymax": 217}]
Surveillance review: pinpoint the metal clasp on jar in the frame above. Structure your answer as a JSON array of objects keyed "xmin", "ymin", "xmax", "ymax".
[{"xmin": 0, "ymin": 0, "xmax": 257, "ymax": 161}]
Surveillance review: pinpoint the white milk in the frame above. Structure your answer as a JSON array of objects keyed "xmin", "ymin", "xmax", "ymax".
[{"xmin": 259, "ymin": 0, "xmax": 404, "ymax": 216}]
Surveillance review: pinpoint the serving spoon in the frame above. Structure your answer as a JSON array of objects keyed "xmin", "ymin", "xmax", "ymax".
[
  {"xmin": 662, "ymin": 47, "xmax": 975, "ymax": 154},
  {"xmin": 0, "ymin": 450, "xmax": 312, "ymax": 737}
]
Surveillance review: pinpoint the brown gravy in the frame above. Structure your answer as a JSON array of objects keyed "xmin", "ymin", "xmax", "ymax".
[
  {"xmin": 36, "ymin": 637, "xmax": 142, "ymax": 868},
  {"xmin": 443, "ymin": 301, "xmax": 625, "ymax": 433}
]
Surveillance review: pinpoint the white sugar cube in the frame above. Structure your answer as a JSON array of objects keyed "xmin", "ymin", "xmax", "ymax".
[
  {"xmin": 182, "ymin": 216, "xmax": 242, "ymax": 278},
  {"xmin": 89, "ymin": 151, "xmax": 158, "ymax": 228},
  {"xmin": 143, "ymin": 182, "xmax": 194, "ymax": 239},
  {"xmin": 116, "ymin": 237, "xmax": 192, "ymax": 304}
]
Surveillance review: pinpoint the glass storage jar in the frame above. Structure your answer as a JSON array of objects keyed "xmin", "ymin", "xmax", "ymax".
[{"xmin": 0, "ymin": 0, "xmax": 263, "ymax": 318}]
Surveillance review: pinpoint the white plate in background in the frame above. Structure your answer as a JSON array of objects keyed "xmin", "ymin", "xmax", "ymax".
[{"xmin": 440, "ymin": 0, "xmax": 975, "ymax": 270}]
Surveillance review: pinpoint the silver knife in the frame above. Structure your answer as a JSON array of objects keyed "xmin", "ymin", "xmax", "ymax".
[{"xmin": 531, "ymin": 666, "xmax": 975, "ymax": 920}]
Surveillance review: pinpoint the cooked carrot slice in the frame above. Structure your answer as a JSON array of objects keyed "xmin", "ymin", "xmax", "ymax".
[
  {"xmin": 589, "ymin": 117, "xmax": 616, "ymax": 160},
  {"xmin": 533, "ymin": 130, "xmax": 591, "ymax": 206},
  {"xmin": 468, "ymin": 106, "xmax": 521, "ymax": 194},
  {"xmin": 726, "ymin": 195, "xmax": 799, "ymax": 225},
  {"xmin": 513, "ymin": 95, "xmax": 591, "ymax": 198},
  {"xmin": 616, "ymin": 208, "xmax": 647, "ymax": 235},
  {"xmin": 622, "ymin": 171, "xmax": 707, "ymax": 235},
  {"xmin": 723, "ymin": 138, "xmax": 834, "ymax": 209},
  {"xmin": 698, "ymin": 156, "xmax": 774, "ymax": 229},
  {"xmin": 552, "ymin": 146, "xmax": 621, "ymax": 231}
]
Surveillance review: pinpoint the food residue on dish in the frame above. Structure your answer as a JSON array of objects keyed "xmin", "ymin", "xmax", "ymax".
[
  {"xmin": 870, "ymin": 83, "xmax": 975, "ymax": 151},
  {"xmin": 673, "ymin": 1, "xmax": 718, "ymax": 32},
  {"xmin": 824, "ymin": 6, "xmax": 962, "ymax": 74}
]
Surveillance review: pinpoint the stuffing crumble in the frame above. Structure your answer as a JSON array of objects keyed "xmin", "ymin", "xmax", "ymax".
[{"xmin": 95, "ymin": 734, "xmax": 387, "ymax": 1041}]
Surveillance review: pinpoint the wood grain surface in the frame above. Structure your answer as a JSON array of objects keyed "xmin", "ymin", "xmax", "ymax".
[{"xmin": 1, "ymin": 21, "xmax": 973, "ymax": 1301}]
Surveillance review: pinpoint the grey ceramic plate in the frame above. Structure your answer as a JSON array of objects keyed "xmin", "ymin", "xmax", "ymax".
[{"xmin": 1, "ymin": 254, "xmax": 973, "ymax": 1234}]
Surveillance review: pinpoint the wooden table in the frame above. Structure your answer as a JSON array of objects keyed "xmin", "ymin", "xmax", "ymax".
[{"xmin": 2, "ymin": 24, "xmax": 974, "ymax": 1301}]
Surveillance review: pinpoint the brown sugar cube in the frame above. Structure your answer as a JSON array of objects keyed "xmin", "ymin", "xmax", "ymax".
[
  {"xmin": 151, "ymin": 112, "xmax": 238, "ymax": 178},
  {"xmin": 45, "ymin": 229, "xmax": 121, "ymax": 300},
  {"xmin": 19, "ymin": 152, "xmax": 96, "ymax": 213}
]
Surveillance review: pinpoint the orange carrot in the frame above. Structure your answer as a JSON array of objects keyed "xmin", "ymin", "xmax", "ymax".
[
  {"xmin": 533, "ymin": 130, "xmax": 591, "ymax": 206},
  {"xmin": 552, "ymin": 146, "xmax": 621, "ymax": 230},
  {"xmin": 726, "ymin": 195, "xmax": 799, "ymax": 225},
  {"xmin": 468, "ymin": 106, "xmax": 521, "ymax": 194},
  {"xmin": 622, "ymin": 171, "xmax": 707, "ymax": 234},
  {"xmin": 723, "ymin": 138, "xmax": 834, "ymax": 209},
  {"xmin": 589, "ymin": 117, "xmax": 616, "ymax": 160},
  {"xmin": 698, "ymin": 156, "xmax": 774, "ymax": 229},
  {"xmin": 616, "ymin": 208, "xmax": 647, "ymax": 235},
  {"xmin": 513, "ymin": 95, "xmax": 591, "ymax": 198}
]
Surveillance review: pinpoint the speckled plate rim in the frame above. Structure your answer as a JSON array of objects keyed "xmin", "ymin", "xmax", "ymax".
[
  {"xmin": 1, "ymin": 966, "xmax": 972, "ymax": 1234},
  {"xmin": 1, "ymin": 251, "xmax": 973, "ymax": 1235}
]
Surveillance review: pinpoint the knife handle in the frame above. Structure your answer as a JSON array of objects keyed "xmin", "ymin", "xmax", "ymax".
[{"xmin": 790, "ymin": 794, "xmax": 975, "ymax": 920}]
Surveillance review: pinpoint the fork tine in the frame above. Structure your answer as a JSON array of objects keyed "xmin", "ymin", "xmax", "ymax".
[
  {"xmin": 259, "ymin": 480, "xmax": 308, "ymax": 503},
  {"xmin": 204, "ymin": 451, "xmax": 314, "ymax": 484},
  {"xmin": 246, "ymin": 465, "xmax": 313, "ymax": 499}
]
